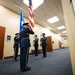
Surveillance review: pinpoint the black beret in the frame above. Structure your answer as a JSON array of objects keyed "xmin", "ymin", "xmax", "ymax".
[
  {"xmin": 35, "ymin": 35, "xmax": 37, "ymax": 37},
  {"xmin": 15, "ymin": 33, "xmax": 19, "ymax": 35},
  {"xmin": 23, "ymin": 23, "xmax": 29, "ymax": 26}
]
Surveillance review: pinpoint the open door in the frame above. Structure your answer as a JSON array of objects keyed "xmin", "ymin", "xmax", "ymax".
[
  {"xmin": 46, "ymin": 36, "xmax": 53, "ymax": 52},
  {"xmin": 0, "ymin": 26, "xmax": 5, "ymax": 60}
]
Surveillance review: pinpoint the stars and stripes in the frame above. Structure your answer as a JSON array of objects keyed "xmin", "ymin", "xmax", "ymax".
[{"xmin": 28, "ymin": 0, "xmax": 34, "ymax": 29}]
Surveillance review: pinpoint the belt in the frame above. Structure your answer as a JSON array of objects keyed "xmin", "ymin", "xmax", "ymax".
[
  {"xmin": 42, "ymin": 41, "xmax": 45, "ymax": 42},
  {"xmin": 14, "ymin": 42, "xmax": 19, "ymax": 43},
  {"xmin": 22, "ymin": 37, "xmax": 29, "ymax": 39}
]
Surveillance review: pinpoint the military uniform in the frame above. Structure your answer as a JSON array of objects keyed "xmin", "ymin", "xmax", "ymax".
[
  {"xmin": 13, "ymin": 33, "xmax": 20, "ymax": 61},
  {"xmin": 33, "ymin": 38, "xmax": 39, "ymax": 56},
  {"xmin": 40, "ymin": 35, "xmax": 47, "ymax": 57},
  {"xmin": 20, "ymin": 23, "xmax": 34, "ymax": 72}
]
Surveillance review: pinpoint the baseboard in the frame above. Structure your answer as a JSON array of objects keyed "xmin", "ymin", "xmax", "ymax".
[
  {"xmin": 31, "ymin": 49, "xmax": 42, "ymax": 54},
  {"xmin": 53, "ymin": 48, "xmax": 60, "ymax": 50},
  {"xmin": 53, "ymin": 47, "xmax": 69, "ymax": 50},
  {"xmin": 4, "ymin": 55, "xmax": 20, "ymax": 59},
  {"xmin": 4, "ymin": 49, "xmax": 42, "ymax": 59},
  {"xmin": 4, "ymin": 56, "xmax": 14, "ymax": 59}
]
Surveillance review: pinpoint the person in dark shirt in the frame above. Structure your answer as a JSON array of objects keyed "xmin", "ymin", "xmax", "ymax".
[
  {"xmin": 33, "ymin": 35, "xmax": 39, "ymax": 56},
  {"xmin": 13, "ymin": 33, "xmax": 20, "ymax": 61},
  {"xmin": 20, "ymin": 23, "xmax": 34, "ymax": 72},
  {"xmin": 40, "ymin": 33, "xmax": 47, "ymax": 57}
]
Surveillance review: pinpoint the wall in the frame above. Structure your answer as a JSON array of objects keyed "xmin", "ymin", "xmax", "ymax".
[
  {"xmin": 0, "ymin": 5, "xmax": 64, "ymax": 58},
  {"xmin": 52, "ymin": 34, "xmax": 62, "ymax": 49},
  {"xmin": 61, "ymin": 0, "xmax": 75, "ymax": 74},
  {"xmin": 62, "ymin": 37, "xmax": 69, "ymax": 48},
  {"xmin": 0, "ymin": 5, "xmax": 20, "ymax": 58}
]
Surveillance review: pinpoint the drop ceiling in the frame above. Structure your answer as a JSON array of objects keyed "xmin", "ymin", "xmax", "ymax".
[{"xmin": 0, "ymin": 0, "xmax": 66, "ymax": 35}]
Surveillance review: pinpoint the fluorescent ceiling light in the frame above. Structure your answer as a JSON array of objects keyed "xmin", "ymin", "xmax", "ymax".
[
  {"xmin": 23, "ymin": 0, "xmax": 44, "ymax": 10},
  {"xmin": 47, "ymin": 16, "xmax": 59, "ymax": 24},
  {"xmin": 62, "ymin": 31, "xmax": 67, "ymax": 33},
  {"xmin": 57, "ymin": 26, "xmax": 65, "ymax": 30}
]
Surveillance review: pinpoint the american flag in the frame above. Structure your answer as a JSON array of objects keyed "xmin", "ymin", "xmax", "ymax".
[{"xmin": 28, "ymin": 0, "xmax": 34, "ymax": 29}]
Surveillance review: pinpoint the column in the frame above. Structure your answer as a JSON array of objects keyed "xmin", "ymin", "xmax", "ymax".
[{"xmin": 61, "ymin": 0, "xmax": 75, "ymax": 75}]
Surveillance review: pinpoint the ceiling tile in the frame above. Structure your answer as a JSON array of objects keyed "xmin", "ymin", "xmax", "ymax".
[{"xmin": 0, "ymin": 0, "xmax": 65, "ymax": 34}]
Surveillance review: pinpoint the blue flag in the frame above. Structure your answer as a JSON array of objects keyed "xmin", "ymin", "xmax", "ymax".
[{"xmin": 20, "ymin": 10, "xmax": 24, "ymax": 31}]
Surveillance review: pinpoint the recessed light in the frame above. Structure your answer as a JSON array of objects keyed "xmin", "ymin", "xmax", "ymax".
[
  {"xmin": 47, "ymin": 16, "xmax": 59, "ymax": 24},
  {"xmin": 57, "ymin": 26, "xmax": 65, "ymax": 30},
  {"xmin": 62, "ymin": 31, "xmax": 67, "ymax": 33},
  {"xmin": 23, "ymin": 0, "xmax": 44, "ymax": 10}
]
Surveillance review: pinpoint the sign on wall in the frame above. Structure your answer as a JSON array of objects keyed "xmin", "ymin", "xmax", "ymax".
[{"xmin": 6, "ymin": 35, "xmax": 11, "ymax": 42}]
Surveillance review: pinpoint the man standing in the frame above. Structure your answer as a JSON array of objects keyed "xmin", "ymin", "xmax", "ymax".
[
  {"xmin": 20, "ymin": 23, "xmax": 34, "ymax": 72},
  {"xmin": 33, "ymin": 35, "xmax": 39, "ymax": 56},
  {"xmin": 40, "ymin": 33, "xmax": 47, "ymax": 57},
  {"xmin": 13, "ymin": 33, "xmax": 20, "ymax": 61}
]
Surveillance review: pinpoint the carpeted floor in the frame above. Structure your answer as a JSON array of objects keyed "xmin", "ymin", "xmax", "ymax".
[{"xmin": 0, "ymin": 48, "xmax": 73, "ymax": 75}]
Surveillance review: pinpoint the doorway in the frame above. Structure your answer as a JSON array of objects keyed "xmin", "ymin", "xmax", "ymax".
[
  {"xmin": 59, "ymin": 40, "xmax": 62, "ymax": 49},
  {"xmin": 0, "ymin": 26, "xmax": 5, "ymax": 60},
  {"xmin": 46, "ymin": 36, "xmax": 53, "ymax": 52}
]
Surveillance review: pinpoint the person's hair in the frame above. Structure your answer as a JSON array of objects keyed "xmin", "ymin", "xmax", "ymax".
[
  {"xmin": 35, "ymin": 35, "xmax": 37, "ymax": 37},
  {"xmin": 23, "ymin": 23, "xmax": 29, "ymax": 26},
  {"xmin": 15, "ymin": 33, "xmax": 19, "ymax": 35},
  {"xmin": 42, "ymin": 33, "xmax": 45, "ymax": 36}
]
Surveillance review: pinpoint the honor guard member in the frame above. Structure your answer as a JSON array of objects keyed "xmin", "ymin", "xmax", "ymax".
[
  {"xmin": 40, "ymin": 33, "xmax": 47, "ymax": 57},
  {"xmin": 13, "ymin": 33, "xmax": 20, "ymax": 61},
  {"xmin": 33, "ymin": 35, "xmax": 39, "ymax": 56},
  {"xmin": 20, "ymin": 23, "xmax": 34, "ymax": 72}
]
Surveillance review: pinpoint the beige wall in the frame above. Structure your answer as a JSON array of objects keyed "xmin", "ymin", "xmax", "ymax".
[
  {"xmin": 0, "ymin": 5, "xmax": 65, "ymax": 58},
  {"xmin": 61, "ymin": 0, "xmax": 75, "ymax": 74},
  {"xmin": 61, "ymin": 37, "xmax": 68, "ymax": 48},
  {"xmin": 0, "ymin": 5, "xmax": 20, "ymax": 57},
  {"xmin": 52, "ymin": 34, "xmax": 62, "ymax": 49}
]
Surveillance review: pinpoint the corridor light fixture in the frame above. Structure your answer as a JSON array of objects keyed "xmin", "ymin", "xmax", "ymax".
[
  {"xmin": 23, "ymin": 0, "xmax": 44, "ymax": 10},
  {"xmin": 47, "ymin": 16, "xmax": 59, "ymax": 24},
  {"xmin": 57, "ymin": 26, "xmax": 65, "ymax": 30},
  {"xmin": 62, "ymin": 31, "xmax": 67, "ymax": 33}
]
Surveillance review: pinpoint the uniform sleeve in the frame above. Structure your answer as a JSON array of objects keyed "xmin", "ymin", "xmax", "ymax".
[
  {"xmin": 38, "ymin": 38, "xmax": 39, "ymax": 41},
  {"xmin": 14, "ymin": 37, "xmax": 16, "ymax": 42},
  {"xmin": 36, "ymin": 38, "xmax": 39, "ymax": 42},
  {"xmin": 40, "ymin": 38, "xmax": 42, "ymax": 42},
  {"xmin": 27, "ymin": 28, "xmax": 34, "ymax": 34}
]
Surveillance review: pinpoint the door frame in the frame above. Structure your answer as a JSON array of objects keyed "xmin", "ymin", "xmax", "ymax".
[{"xmin": 0, "ymin": 26, "xmax": 5, "ymax": 60}]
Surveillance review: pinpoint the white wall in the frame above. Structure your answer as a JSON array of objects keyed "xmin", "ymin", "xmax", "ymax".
[
  {"xmin": 52, "ymin": 34, "xmax": 62, "ymax": 49},
  {"xmin": 62, "ymin": 37, "xmax": 69, "ymax": 47},
  {"xmin": 61, "ymin": 0, "xmax": 75, "ymax": 74}
]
